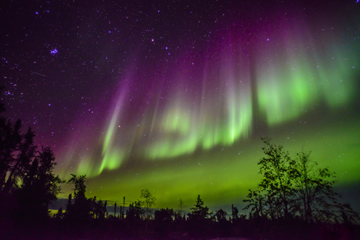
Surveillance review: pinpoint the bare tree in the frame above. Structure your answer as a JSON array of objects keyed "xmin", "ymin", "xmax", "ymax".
[
  {"xmin": 140, "ymin": 189, "xmax": 156, "ymax": 219},
  {"xmin": 243, "ymin": 137, "xmax": 359, "ymax": 224},
  {"xmin": 293, "ymin": 151, "xmax": 359, "ymax": 223}
]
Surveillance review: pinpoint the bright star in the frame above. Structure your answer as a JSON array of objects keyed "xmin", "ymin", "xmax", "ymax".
[{"xmin": 50, "ymin": 48, "xmax": 58, "ymax": 55}]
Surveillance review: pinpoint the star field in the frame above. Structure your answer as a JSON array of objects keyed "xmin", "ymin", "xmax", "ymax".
[{"xmin": 2, "ymin": 0, "xmax": 360, "ymax": 210}]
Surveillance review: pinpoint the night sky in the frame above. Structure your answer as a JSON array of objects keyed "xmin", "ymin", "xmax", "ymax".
[{"xmin": 2, "ymin": 1, "xmax": 360, "ymax": 211}]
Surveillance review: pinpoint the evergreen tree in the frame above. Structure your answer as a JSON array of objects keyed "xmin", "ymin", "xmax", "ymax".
[
  {"xmin": 66, "ymin": 174, "xmax": 92, "ymax": 221},
  {"xmin": 17, "ymin": 146, "xmax": 63, "ymax": 221},
  {"xmin": 2, "ymin": 126, "xmax": 36, "ymax": 193},
  {"xmin": 0, "ymin": 119, "xmax": 22, "ymax": 190},
  {"xmin": 126, "ymin": 200, "xmax": 144, "ymax": 221},
  {"xmin": 155, "ymin": 208, "xmax": 174, "ymax": 237},
  {"xmin": 66, "ymin": 193, "xmax": 72, "ymax": 212},
  {"xmin": 231, "ymin": 204, "xmax": 239, "ymax": 220},
  {"xmin": 188, "ymin": 195, "xmax": 211, "ymax": 221},
  {"xmin": 215, "ymin": 209, "xmax": 227, "ymax": 222}
]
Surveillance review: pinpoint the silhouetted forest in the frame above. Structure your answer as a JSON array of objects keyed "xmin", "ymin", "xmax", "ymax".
[{"xmin": 1, "ymin": 87, "xmax": 359, "ymax": 240}]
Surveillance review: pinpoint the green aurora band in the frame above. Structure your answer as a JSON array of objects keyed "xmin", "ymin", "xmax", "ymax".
[{"xmin": 57, "ymin": 20, "xmax": 360, "ymax": 210}]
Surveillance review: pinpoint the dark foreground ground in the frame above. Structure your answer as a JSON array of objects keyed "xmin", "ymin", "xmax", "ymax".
[{"xmin": 1, "ymin": 218, "xmax": 360, "ymax": 240}]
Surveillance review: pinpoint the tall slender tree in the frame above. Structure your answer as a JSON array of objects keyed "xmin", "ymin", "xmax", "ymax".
[
  {"xmin": 2, "ymin": 127, "xmax": 36, "ymax": 193},
  {"xmin": 66, "ymin": 174, "xmax": 92, "ymax": 221},
  {"xmin": 0, "ymin": 119, "xmax": 22, "ymax": 190},
  {"xmin": 231, "ymin": 204, "xmax": 239, "ymax": 220},
  {"xmin": 140, "ymin": 189, "xmax": 156, "ymax": 219}
]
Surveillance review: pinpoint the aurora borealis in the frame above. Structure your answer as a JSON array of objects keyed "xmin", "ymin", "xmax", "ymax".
[{"xmin": 2, "ymin": 1, "xmax": 360, "ymax": 211}]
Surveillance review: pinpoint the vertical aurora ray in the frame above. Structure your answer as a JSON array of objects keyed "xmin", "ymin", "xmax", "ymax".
[
  {"xmin": 222, "ymin": 52, "xmax": 252, "ymax": 145},
  {"xmin": 62, "ymin": 82, "xmax": 131, "ymax": 178},
  {"xmin": 98, "ymin": 83, "xmax": 129, "ymax": 174},
  {"xmin": 161, "ymin": 102, "xmax": 191, "ymax": 135},
  {"xmin": 144, "ymin": 93, "xmax": 199, "ymax": 159},
  {"xmin": 143, "ymin": 42, "xmax": 253, "ymax": 159}
]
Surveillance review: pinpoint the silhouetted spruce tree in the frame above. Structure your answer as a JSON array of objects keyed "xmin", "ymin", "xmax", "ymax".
[
  {"xmin": 215, "ymin": 209, "xmax": 227, "ymax": 222},
  {"xmin": 188, "ymin": 195, "xmax": 211, "ymax": 221},
  {"xmin": 177, "ymin": 199, "xmax": 184, "ymax": 216},
  {"xmin": 104, "ymin": 200, "xmax": 107, "ymax": 218},
  {"xmin": 55, "ymin": 207, "xmax": 64, "ymax": 219},
  {"xmin": 0, "ymin": 88, "xmax": 22, "ymax": 192},
  {"xmin": 93, "ymin": 199, "xmax": 107, "ymax": 219},
  {"xmin": 126, "ymin": 200, "xmax": 144, "ymax": 221},
  {"xmin": 66, "ymin": 193, "xmax": 72, "ymax": 212},
  {"xmin": 2, "ymin": 126, "xmax": 36, "ymax": 194},
  {"xmin": 0, "ymin": 86, "xmax": 20, "ymax": 190},
  {"xmin": 231, "ymin": 204, "xmax": 239, "ymax": 221},
  {"xmin": 16, "ymin": 146, "xmax": 63, "ymax": 221},
  {"xmin": 155, "ymin": 208, "xmax": 174, "ymax": 236},
  {"xmin": 187, "ymin": 195, "xmax": 212, "ymax": 237},
  {"xmin": 66, "ymin": 174, "xmax": 92, "ymax": 221},
  {"xmin": 0, "ymin": 90, "xmax": 63, "ymax": 228},
  {"xmin": 155, "ymin": 208, "xmax": 174, "ymax": 222},
  {"xmin": 0, "ymin": 119, "xmax": 24, "ymax": 223},
  {"xmin": 68, "ymin": 174, "xmax": 86, "ymax": 200},
  {"xmin": 0, "ymin": 119, "xmax": 22, "ymax": 191}
]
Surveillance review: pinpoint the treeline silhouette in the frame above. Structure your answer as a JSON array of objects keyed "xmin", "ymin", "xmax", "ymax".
[{"xmin": 0, "ymin": 86, "xmax": 359, "ymax": 240}]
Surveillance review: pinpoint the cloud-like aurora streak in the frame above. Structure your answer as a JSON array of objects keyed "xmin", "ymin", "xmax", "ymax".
[{"xmin": 256, "ymin": 28, "xmax": 357, "ymax": 125}]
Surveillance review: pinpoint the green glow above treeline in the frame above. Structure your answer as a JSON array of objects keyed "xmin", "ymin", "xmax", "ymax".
[{"xmin": 56, "ymin": 18, "xmax": 360, "ymax": 209}]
